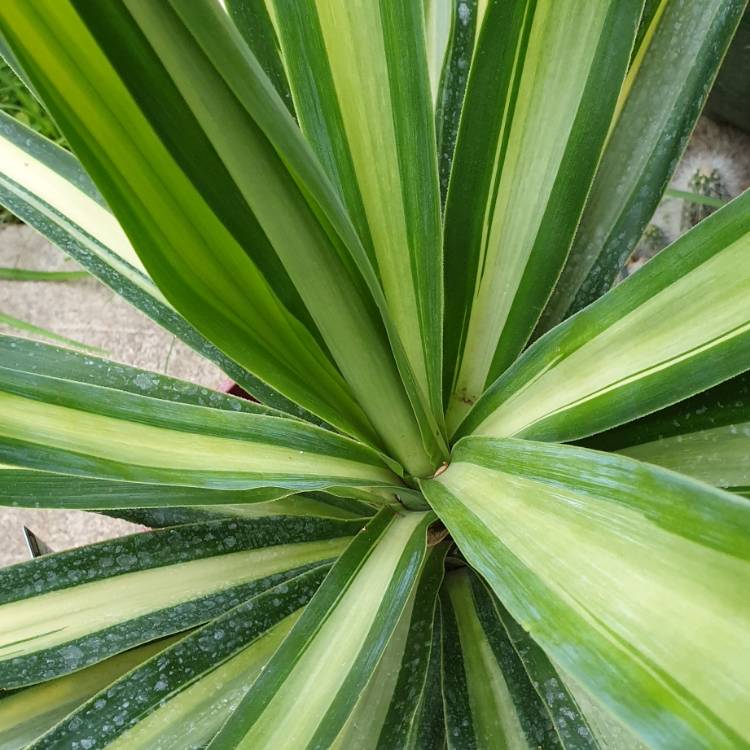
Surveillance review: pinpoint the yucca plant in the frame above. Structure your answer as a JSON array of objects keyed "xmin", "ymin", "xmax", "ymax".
[{"xmin": 0, "ymin": 1, "xmax": 748, "ymax": 748}]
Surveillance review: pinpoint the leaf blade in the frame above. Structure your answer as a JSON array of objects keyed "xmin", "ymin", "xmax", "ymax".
[
  {"xmin": 0, "ymin": 516, "xmax": 358, "ymax": 688},
  {"xmin": 580, "ymin": 370, "xmax": 750, "ymax": 495},
  {"xmin": 0, "ymin": 636, "xmax": 183, "ymax": 750},
  {"xmin": 422, "ymin": 436, "xmax": 750, "ymax": 749},
  {"xmin": 268, "ymin": 0, "xmax": 445, "ymax": 435},
  {"xmin": 461, "ymin": 190, "xmax": 750, "ymax": 444},
  {"xmin": 443, "ymin": 0, "xmax": 642, "ymax": 432},
  {"xmin": 0, "ymin": 71, "xmax": 320, "ymax": 422},
  {"xmin": 0, "ymin": 0, "xmax": 395, "ymax": 448},
  {"xmin": 29, "ymin": 567, "xmax": 328, "ymax": 749},
  {"xmin": 0, "ymin": 335, "xmax": 401, "ymax": 492},
  {"xmin": 208, "ymin": 507, "xmax": 434, "ymax": 749},
  {"xmin": 441, "ymin": 567, "xmax": 595, "ymax": 749},
  {"xmin": 539, "ymin": 0, "xmax": 746, "ymax": 330}
]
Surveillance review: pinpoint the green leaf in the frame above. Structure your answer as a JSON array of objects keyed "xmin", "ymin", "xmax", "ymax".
[
  {"xmin": 0, "ymin": 635, "xmax": 183, "ymax": 750},
  {"xmin": 460, "ymin": 191, "xmax": 750, "ymax": 443},
  {"xmin": 0, "ymin": 336, "xmax": 400, "ymax": 491},
  {"xmin": 0, "ymin": 315, "xmax": 103, "ymax": 355},
  {"xmin": 422, "ymin": 436, "xmax": 750, "ymax": 749},
  {"xmin": 0, "ymin": 516, "xmax": 357, "ymax": 688},
  {"xmin": 0, "ymin": 335, "xmax": 277, "ymax": 416},
  {"xmin": 95, "ymin": 492, "xmax": 376, "ymax": 528},
  {"xmin": 0, "ymin": 468, "xmax": 293, "ymax": 510},
  {"xmin": 665, "ymin": 187, "xmax": 727, "ymax": 209},
  {"xmin": 0, "ymin": 0, "xmax": 416, "ymax": 455},
  {"xmin": 28, "ymin": 567, "xmax": 328, "ymax": 749},
  {"xmin": 384, "ymin": 544, "xmax": 448, "ymax": 749},
  {"xmin": 0, "ymin": 267, "xmax": 87, "ymax": 281},
  {"xmin": 423, "ymin": 0, "xmax": 452, "ymax": 107},
  {"xmin": 225, "ymin": 0, "xmax": 294, "ymax": 114},
  {"xmin": 336, "ymin": 543, "xmax": 447, "ymax": 750},
  {"xmin": 581, "ymin": 370, "xmax": 750, "ymax": 495},
  {"xmin": 120, "ymin": 0, "xmax": 437, "ymax": 472},
  {"xmin": 440, "ymin": 567, "xmax": 595, "ymax": 749},
  {"xmin": 412, "ymin": 592, "xmax": 447, "ymax": 750},
  {"xmin": 266, "ymin": 0, "xmax": 446, "ymax": 443},
  {"xmin": 442, "ymin": 0, "xmax": 642, "ymax": 433},
  {"xmin": 156, "ymin": 0, "xmax": 447, "ymax": 472},
  {"xmin": 539, "ymin": 0, "xmax": 746, "ymax": 330},
  {"xmin": 208, "ymin": 507, "xmax": 434, "ymax": 749},
  {"xmin": 559, "ymin": 670, "xmax": 649, "ymax": 750},
  {"xmin": 433, "ymin": 0, "xmax": 479, "ymax": 202},
  {"xmin": 0, "ymin": 29, "xmax": 39, "ymax": 97},
  {"xmin": 0, "ymin": 109, "xmax": 314, "ymax": 420},
  {"xmin": 131, "ymin": 0, "xmax": 432, "ymax": 461}
]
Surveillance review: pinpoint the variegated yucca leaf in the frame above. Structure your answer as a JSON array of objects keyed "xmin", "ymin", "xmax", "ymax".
[
  {"xmin": 459, "ymin": 191, "xmax": 750, "ymax": 443},
  {"xmin": 424, "ymin": 0, "xmax": 480, "ymax": 199},
  {"xmin": 539, "ymin": 0, "xmax": 746, "ymax": 330},
  {"xmin": 0, "ymin": 110, "xmax": 314, "ymax": 420},
  {"xmin": 0, "ymin": 0, "xmax": 438, "ymax": 473},
  {"xmin": 19, "ymin": 567, "xmax": 328, "ymax": 749},
  {"xmin": 0, "ymin": 636, "xmax": 183, "ymax": 749},
  {"xmin": 226, "ymin": 0, "xmax": 294, "ymax": 114},
  {"xmin": 422, "ymin": 437, "xmax": 750, "ymax": 748},
  {"xmin": 1, "ymin": 0, "xmax": 749, "ymax": 748},
  {"xmin": 0, "ymin": 335, "xmax": 401, "ymax": 492},
  {"xmin": 264, "ymin": 0, "xmax": 448, "ymax": 461},
  {"xmin": 443, "ymin": 0, "xmax": 642, "ymax": 431},
  {"xmin": 441, "ymin": 567, "xmax": 595, "ymax": 749},
  {"xmin": 0, "ymin": 515, "xmax": 357, "ymax": 688},
  {"xmin": 581, "ymin": 370, "xmax": 750, "ymax": 496},
  {"xmin": 207, "ymin": 508, "xmax": 435, "ymax": 749}
]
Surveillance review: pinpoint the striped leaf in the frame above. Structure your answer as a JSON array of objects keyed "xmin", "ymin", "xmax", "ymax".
[
  {"xmin": 334, "ymin": 543, "xmax": 448, "ymax": 750},
  {"xmin": 0, "ymin": 336, "xmax": 400, "ymax": 491},
  {"xmin": 582, "ymin": 370, "xmax": 750, "ymax": 496},
  {"xmin": 424, "ymin": 0, "xmax": 452, "ymax": 105},
  {"xmin": 0, "ymin": 110, "xmax": 311, "ymax": 420},
  {"xmin": 559, "ymin": 671, "xmax": 649, "ymax": 750},
  {"xmin": 441, "ymin": 567, "xmax": 596, "ymax": 749},
  {"xmin": 267, "ymin": 0, "xmax": 445, "ymax": 437},
  {"xmin": 0, "ymin": 314, "xmax": 102, "ymax": 355},
  {"xmin": 0, "ymin": 468, "xmax": 294, "ymax": 510},
  {"xmin": 208, "ymin": 507, "xmax": 434, "ymax": 749},
  {"xmin": 432, "ymin": 0, "xmax": 479, "ymax": 200},
  {"xmin": 0, "ymin": 464, "xmax": 381, "ymax": 521},
  {"xmin": 226, "ymin": 0, "xmax": 294, "ymax": 114},
  {"xmin": 28, "ymin": 567, "xmax": 328, "ymax": 749},
  {"xmin": 0, "ymin": 335, "xmax": 277, "ymax": 417},
  {"xmin": 0, "ymin": 516, "xmax": 358, "ymax": 688},
  {"xmin": 539, "ymin": 0, "xmax": 746, "ymax": 330},
  {"xmin": 460, "ymin": 190, "xmax": 750, "ymax": 443},
  {"xmin": 422, "ymin": 437, "xmax": 750, "ymax": 749},
  {"xmin": 0, "ymin": 635, "xmax": 183, "ymax": 750},
  {"xmin": 412, "ymin": 592, "xmax": 447, "ymax": 750},
  {"xmin": 0, "ymin": 267, "xmax": 87, "ymax": 281},
  {"xmin": 442, "ymin": 0, "xmax": 642, "ymax": 433},
  {"xmin": 96, "ymin": 493, "xmax": 376, "ymax": 529},
  {"xmin": 132, "ymin": 0, "xmax": 438, "ymax": 471},
  {"xmin": 424, "ymin": 0, "xmax": 489, "ymax": 120},
  {"xmin": 174, "ymin": 0, "xmax": 447, "ymax": 470},
  {"xmin": 0, "ymin": 0, "xmax": 436, "ymax": 470}
]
